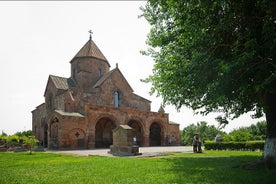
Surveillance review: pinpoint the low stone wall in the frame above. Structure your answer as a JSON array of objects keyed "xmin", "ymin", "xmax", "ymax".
[
  {"xmin": 0, "ymin": 145, "xmax": 6, "ymax": 152},
  {"xmin": 109, "ymin": 145, "xmax": 140, "ymax": 156}
]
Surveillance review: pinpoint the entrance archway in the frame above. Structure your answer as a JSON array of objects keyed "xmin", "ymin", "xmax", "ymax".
[
  {"xmin": 49, "ymin": 117, "xmax": 59, "ymax": 149},
  {"xmin": 150, "ymin": 122, "xmax": 161, "ymax": 146},
  {"xmin": 128, "ymin": 120, "xmax": 143, "ymax": 146},
  {"xmin": 95, "ymin": 117, "xmax": 116, "ymax": 148}
]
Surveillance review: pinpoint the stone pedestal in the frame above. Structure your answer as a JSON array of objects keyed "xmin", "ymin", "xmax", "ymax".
[{"xmin": 109, "ymin": 125, "xmax": 141, "ymax": 156}]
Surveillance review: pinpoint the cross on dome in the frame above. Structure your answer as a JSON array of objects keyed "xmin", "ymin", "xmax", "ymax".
[{"xmin": 89, "ymin": 30, "xmax": 93, "ymax": 40}]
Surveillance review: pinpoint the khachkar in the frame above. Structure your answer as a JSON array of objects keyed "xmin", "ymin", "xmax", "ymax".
[{"xmin": 109, "ymin": 125, "xmax": 141, "ymax": 156}]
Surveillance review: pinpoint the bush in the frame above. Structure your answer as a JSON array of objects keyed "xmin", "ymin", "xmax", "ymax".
[
  {"xmin": 6, "ymin": 135, "xmax": 20, "ymax": 147},
  {"xmin": 245, "ymin": 141, "xmax": 265, "ymax": 151},
  {"xmin": 23, "ymin": 136, "xmax": 39, "ymax": 154},
  {"xmin": 204, "ymin": 141, "xmax": 264, "ymax": 151}
]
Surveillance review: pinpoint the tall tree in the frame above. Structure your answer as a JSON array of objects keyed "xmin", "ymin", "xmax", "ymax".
[{"xmin": 141, "ymin": 1, "xmax": 275, "ymax": 162}]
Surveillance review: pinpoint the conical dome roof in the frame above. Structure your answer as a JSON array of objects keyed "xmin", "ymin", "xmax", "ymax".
[{"xmin": 70, "ymin": 38, "xmax": 110, "ymax": 66}]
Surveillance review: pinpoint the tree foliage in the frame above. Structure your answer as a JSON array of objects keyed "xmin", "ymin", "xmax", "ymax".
[
  {"xmin": 224, "ymin": 120, "xmax": 267, "ymax": 141},
  {"xmin": 140, "ymin": 1, "xmax": 275, "ymax": 126},
  {"xmin": 0, "ymin": 130, "xmax": 38, "ymax": 154},
  {"xmin": 182, "ymin": 121, "xmax": 223, "ymax": 145},
  {"xmin": 23, "ymin": 136, "xmax": 39, "ymax": 154},
  {"xmin": 181, "ymin": 121, "xmax": 266, "ymax": 145},
  {"xmin": 15, "ymin": 130, "xmax": 33, "ymax": 137}
]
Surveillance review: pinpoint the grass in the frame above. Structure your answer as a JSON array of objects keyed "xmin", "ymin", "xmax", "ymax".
[{"xmin": 0, "ymin": 150, "xmax": 275, "ymax": 184}]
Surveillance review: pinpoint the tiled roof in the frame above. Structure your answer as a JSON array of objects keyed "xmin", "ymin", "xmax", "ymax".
[
  {"xmin": 71, "ymin": 39, "xmax": 110, "ymax": 66},
  {"xmin": 49, "ymin": 75, "xmax": 75, "ymax": 90},
  {"xmin": 169, "ymin": 121, "xmax": 179, "ymax": 125},
  {"xmin": 55, "ymin": 110, "xmax": 85, "ymax": 118},
  {"xmin": 93, "ymin": 69, "xmax": 116, "ymax": 88},
  {"xmin": 133, "ymin": 93, "xmax": 151, "ymax": 102},
  {"xmin": 93, "ymin": 68, "xmax": 134, "ymax": 92}
]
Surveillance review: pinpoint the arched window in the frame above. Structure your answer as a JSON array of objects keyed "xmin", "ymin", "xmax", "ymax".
[
  {"xmin": 50, "ymin": 118, "xmax": 59, "ymax": 139},
  {"xmin": 65, "ymin": 102, "xmax": 71, "ymax": 112},
  {"xmin": 98, "ymin": 68, "xmax": 102, "ymax": 77},
  {"xmin": 114, "ymin": 90, "xmax": 119, "ymax": 108}
]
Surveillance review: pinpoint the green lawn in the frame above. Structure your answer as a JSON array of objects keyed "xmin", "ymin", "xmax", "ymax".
[{"xmin": 0, "ymin": 151, "xmax": 275, "ymax": 184}]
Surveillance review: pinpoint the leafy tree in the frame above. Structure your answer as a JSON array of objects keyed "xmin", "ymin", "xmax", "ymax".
[
  {"xmin": 182, "ymin": 124, "xmax": 197, "ymax": 145},
  {"xmin": 224, "ymin": 121, "xmax": 267, "ymax": 141},
  {"xmin": 141, "ymin": 1, "xmax": 275, "ymax": 162},
  {"xmin": 23, "ymin": 136, "xmax": 39, "ymax": 155},
  {"xmin": 182, "ymin": 121, "xmax": 224, "ymax": 145},
  {"xmin": 224, "ymin": 129, "xmax": 253, "ymax": 142},
  {"xmin": 0, "ymin": 131, "xmax": 7, "ymax": 137},
  {"xmin": 255, "ymin": 121, "xmax": 267, "ymax": 138},
  {"xmin": 15, "ymin": 130, "xmax": 33, "ymax": 137},
  {"xmin": 244, "ymin": 121, "xmax": 267, "ymax": 140}
]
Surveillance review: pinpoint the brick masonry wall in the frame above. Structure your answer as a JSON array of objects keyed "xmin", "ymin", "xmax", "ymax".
[
  {"xmin": 32, "ymin": 39, "xmax": 180, "ymax": 150},
  {"xmin": 71, "ymin": 57, "xmax": 110, "ymax": 89},
  {"xmin": 32, "ymin": 103, "xmax": 46, "ymax": 142},
  {"xmin": 84, "ymin": 104, "xmax": 179, "ymax": 148}
]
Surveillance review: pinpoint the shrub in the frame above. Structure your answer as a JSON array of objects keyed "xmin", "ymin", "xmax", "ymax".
[
  {"xmin": 6, "ymin": 135, "xmax": 20, "ymax": 147},
  {"xmin": 245, "ymin": 141, "xmax": 265, "ymax": 151},
  {"xmin": 204, "ymin": 141, "xmax": 264, "ymax": 151},
  {"xmin": 23, "ymin": 136, "xmax": 39, "ymax": 154}
]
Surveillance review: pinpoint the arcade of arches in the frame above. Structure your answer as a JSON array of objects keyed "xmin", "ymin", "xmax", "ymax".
[
  {"xmin": 86, "ymin": 104, "xmax": 179, "ymax": 149},
  {"xmin": 40, "ymin": 104, "xmax": 180, "ymax": 149},
  {"xmin": 94, "ymin": 119, "xmax": 164, "ymax": 148}
]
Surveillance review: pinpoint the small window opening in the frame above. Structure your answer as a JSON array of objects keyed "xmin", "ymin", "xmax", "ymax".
[
  {"xmin": 98, "ymin": 68, "xmax": 102, "ymax": 77},
  {"xmin": 114, "ymin": 90, "xmax": 119, "ymax": 108}
]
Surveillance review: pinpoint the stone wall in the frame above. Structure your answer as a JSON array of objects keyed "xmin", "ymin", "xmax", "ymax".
[
  {"xmin": 32, "ymin": 103, "xmax": 46, "ymax": 142},
  {"xmin": 48, "ymin": 112, "xmax": 86, "ymax": 149},
  {"xmin": 84, "ymin": 104, "xmax": 179, "ymax": 148},
  {"xmin": 71, "ymin": 57, "xmax": 110, "ymax": 89}
]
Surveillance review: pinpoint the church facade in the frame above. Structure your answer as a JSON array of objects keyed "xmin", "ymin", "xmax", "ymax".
[{"xmin": 32, "ymin": 36, "xmax": 180, "ymax": 149}]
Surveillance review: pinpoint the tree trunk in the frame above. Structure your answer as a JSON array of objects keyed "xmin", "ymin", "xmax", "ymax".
[{"xmin": 263, "ymin": 92, "xmax": 276, "ymax": 165}]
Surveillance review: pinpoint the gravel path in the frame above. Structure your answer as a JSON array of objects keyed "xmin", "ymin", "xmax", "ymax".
[{"xmin": 47, "ymin": 146, "xmax": 193, "ymax": 157}]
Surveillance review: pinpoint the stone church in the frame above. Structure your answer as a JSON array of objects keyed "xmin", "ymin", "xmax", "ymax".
[{"xmin": 32, "ymin": 35, "xmax": 180, "ymax": 149}]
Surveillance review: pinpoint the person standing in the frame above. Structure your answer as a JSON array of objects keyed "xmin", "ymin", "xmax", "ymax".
[
  {"xmin": 193, "ymin": 133, "xmax": 203, "ymax": 153},
  {"xmin": 168, "ymin": 136, "xmax": 172, "ymax": 145},
  {"xmin": 133, "ymin": 136, "xmax": 137, "ymax": 145},
  {"xmin": 193, "ymin": 133, "xmax": 199, "ymax": 153}
]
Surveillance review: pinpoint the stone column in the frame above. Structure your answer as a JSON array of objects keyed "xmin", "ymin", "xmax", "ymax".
[{"xmin": 143, "ymin": 133, "xmax": 150, "ymax": 146}]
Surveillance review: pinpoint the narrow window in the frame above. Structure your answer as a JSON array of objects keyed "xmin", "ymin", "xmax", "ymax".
[
  {"xmin": 65, "ymin": 102, "xmax": 71, "ymax": 112},
  {"xmin": 114, "ymin": 91, "xmax": 119, "ymax": 108},
  {"xmin": 98, "ymin": 68, "xmax": 102, "ymax": 77},
  {"xmin": 48, "ymin": 93, "xmax": 53, "ymax": 110}
]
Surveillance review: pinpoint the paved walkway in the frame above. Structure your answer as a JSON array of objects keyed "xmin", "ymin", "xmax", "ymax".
[{"xmin": 47, "ymin": 146, "xmax": 193, "ymax": 157}]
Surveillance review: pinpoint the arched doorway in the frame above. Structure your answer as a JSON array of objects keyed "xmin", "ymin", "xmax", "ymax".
[
  {"xmin": 95, "ymin": 117, "xmax": 116, "ymax": 148},
  {"xmin": 150, "ymin": 122, "xmax": 161, "ymax": 146},
  {"xmin": 49, "ymin": 117, "xmax": 59, "ymax": 149},
  {"xmin": 128, "ymin": 120, "xmax": 143, "ymax": 146}
]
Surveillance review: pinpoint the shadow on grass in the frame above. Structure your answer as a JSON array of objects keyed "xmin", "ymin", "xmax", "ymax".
[{"xmin": 165, "ymin": 155, "xmax": 276, "ymax": 184}]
